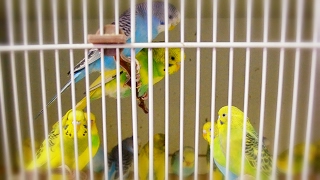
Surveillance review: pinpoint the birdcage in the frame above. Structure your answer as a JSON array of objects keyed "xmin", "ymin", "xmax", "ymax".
[{"xmin": 1, "ymin": 0, "xmax": 319, "ymax": 179}]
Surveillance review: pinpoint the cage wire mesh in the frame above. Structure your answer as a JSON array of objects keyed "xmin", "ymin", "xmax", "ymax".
[{"xmin": 0, "ymin": 0, "xmax": 320, "ymax": 179}]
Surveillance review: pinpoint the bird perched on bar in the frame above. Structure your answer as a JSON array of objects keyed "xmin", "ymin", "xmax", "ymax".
[
  {"xmin": 203, "ymin": 121, "xmax": 237, "ymax": 180},
  {"xmin": 107, "ymin": 136, "xmax": 135, "ymax": 180},
  {"xmin": 171, "ymin": 146, "xmax": 195, "ymax": 177},
  {"xmin": 27, "ymin": 109, "xmax": 100, "ymax": 172},
  {"xmin": 36, "ymin": 1, "xmax": 180, "ymax": 118},
  {"xmin": 214, "ymin": 106, "xmax": 273, "ymax": 179},
  {"xmin": 277, "ymin": 140, "xmax": 320, "ymax": 176},
  {"xmin": 138, "ymin": 133, "xmax": 165, "ymax": 180},
  {"xmin": 75, "ymin": 48, "xmax": 183, "ymax": 113}
]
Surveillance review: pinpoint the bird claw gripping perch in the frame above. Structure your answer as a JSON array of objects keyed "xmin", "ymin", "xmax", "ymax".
[
  {"xmin": 137, "ymin": 93, "xmax": 149, "ymax": 114},
  {"xmin": 119, "ymin": 53, "xmax": 142, "ymax": 88},
  {"xmin": 88, "ymin": 24, "xmax": 148, "ymax": 113},
  {"xmin": 120, "ymin": 54, "xmax": 149, "ymax": 114}
]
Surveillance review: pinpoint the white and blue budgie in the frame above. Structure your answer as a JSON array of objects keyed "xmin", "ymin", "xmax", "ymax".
[
  {"xmin": 36, "ymin": 1, "xmax": 180, "ymax": 118},
  {"xmin": 108, "ymin": 136, "xmax": 134, "ymax": 180},
  {"xmin": 171, "ymin": 146, "xmax": 195, "ymax": 177}
]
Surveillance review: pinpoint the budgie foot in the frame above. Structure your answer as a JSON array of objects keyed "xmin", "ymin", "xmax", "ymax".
[
  {"xmin": 119, "ymin": 53, "xmax": 142, "ymax": 89},
  {"xmin": 69, "ymin": 171, "xmax": 88, "ymax": 180},
  {"xmin": 138, "ymin": 96, "xmax": 149, "ymax": 114}
]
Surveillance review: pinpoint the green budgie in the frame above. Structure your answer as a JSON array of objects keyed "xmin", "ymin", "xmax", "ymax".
[
  {"xmin": 215, "ymin": 106, "xmax": 272, "ymax": 179},
  {"xmin": 75, "ymin": 48, "xmax": 184, "ymax": 113}
]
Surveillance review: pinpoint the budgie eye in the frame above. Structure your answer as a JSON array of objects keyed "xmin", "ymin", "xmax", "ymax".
[
  {"xmin": 171, "ymin": 56, "xmax": 175, "ymax": 60},
  {"xmin": 169, "ymin": 15, "xmax": 173, "ymax": 19},
  {"xmin": 222, "ymin": 113, "xmax": 226, "ymax": 117}
]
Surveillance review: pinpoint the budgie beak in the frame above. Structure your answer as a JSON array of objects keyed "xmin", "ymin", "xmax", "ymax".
[
  {"xmin": 185, "ymin": 161, "xmax": 193, "ymax": 167},
  {"xmin": 72, "ymin": 121, "xmax": 81, "ymax": 130},
  {"xmin": 203, "ymin": 130, "xmax": 207, "ymax": 135},
  {"xmin": 169, "ymin": 24, "xmax": 176, "ymax": 30}
]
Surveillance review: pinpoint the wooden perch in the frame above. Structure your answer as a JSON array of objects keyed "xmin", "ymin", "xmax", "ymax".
[{"xmin": 87, "ymin": 24, "xmax": 126, "ymax": 56}]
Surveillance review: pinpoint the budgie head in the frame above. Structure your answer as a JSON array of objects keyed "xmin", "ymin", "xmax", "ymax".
[
  {"xmin": 152, "ymin": 48, "xmax": 184, "ymax": 75},
  {"xmin": 202, "ymin": 121, "xmax": 218, "ymax": 144},
  {"xmin": 122, "ymin": 136, "xmax": 134, "ymax": 153},
  {"xmin": 216, "ymin": 106, "xmax": 246, "ymax": 130},
  {"xmin": 153, "ymin": 133, "xmax": 165, "ymax": 151},
  {"xmin": 63, "ymin": 110, "xmax": 96, "ymax": 139},
  {"xmin": 182, "ymin": 146, "xmax": 195, "ymax": 168},
  {"xmin": 136, "ymin": 1, "xmax": 180, "ymax": 33}
]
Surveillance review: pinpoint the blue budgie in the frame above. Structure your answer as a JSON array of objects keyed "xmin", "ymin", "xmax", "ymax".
[
  {"xmin": 36, "ymin": 1, "xmax": 180, "ymax": 118},
  {"xmin": 108, "ymin": 136, "xmax": 134, "ymax": 180},
  {"xmin": 87, "ymin": 146, "xmax": 105, "ymax": 173},
  {"xmin": 171, "ymin": 146, "xmax": 195, "ymax": 177}
]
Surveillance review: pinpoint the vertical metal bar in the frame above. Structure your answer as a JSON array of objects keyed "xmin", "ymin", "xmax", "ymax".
[
  {"xmin": 271, "ymin": 0, "xmax": 288, "ymax": 178},
  {"xmin": 209, "ymin": 0, "xmax": 218, "ymax": 179},
  {"xmin": 178, "ymin": 0, "xmax": 185, "ymax": 179},
  {"xmin": 51, "ymin": 0, "xmax": 66, "ymax": 178},
  {"xmin": 66, "ymin": 0, "xmax": 80, "ymax": 179},
  {"xmin": 301, "ymin": 0, "xmax": 318, "ymax": 178},
  {"xmin": 256, "ymin": 0, "xmax": 270, "ymax": 178},
  {"xmin": 226, "ymin": 0, "xmax": 235, "ymax": 178},
  {"xmin": 18, "ymin": 0, "xmax": 30, "ymax": 178},
  {"xmin": 0, "ymin": 55, "xmax": 13, "ymax": 179},
  {"xmin": 82, "ymin": 0, "xmax": 95, "ymax": 179},
  {"xmin": 4, "ymin": 0, "xmax": 15, "ymax": 178},
  {"xmin": 164, "ymin": 0, "xmax": 170, "ymax": 179},
  {"xmin": 147, "ymin": 1, "xmax": 154, "ymax": 180},
  {"xmin": 287, "ymin": 0, "xmax": 304, "ymax": 179},
  {"xmin": 130, "ymin": 1, "xmax": 139, "ymax": 180},
  {"xmin": 36, "ymin": 0, "xmax": 52, "ymax": 177},
  {"xmin": 194, "ymin": 0, "xmax": 202, "ymax": 179},
  {"xmin": 113, "ymin": 1, "xmax": 124, "ymax": 180},
  {"xmin": 240, "ymin": 0, "xmax": 252, "ymax": 179},
  {"xmin": 97, "ymin": 0, "xmax": 108, "ymax": 178}
]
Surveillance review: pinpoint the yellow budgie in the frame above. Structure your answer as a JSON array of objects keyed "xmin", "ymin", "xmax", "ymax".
[
  {"xmin": 27, "ymin": 109, "xmax": 100, "ymax": 172},
  {"xmin": 203, "ymin": 121, "xmax": 236, "ymax": 179},
  {"xmin": 277, "ymin": 140, "xmax": 320, "ymax": 175},
  {"xmin": 215, "ymin": 106, "xmax": 272, "ymax": 179},
  {"xmin": 138, "ymin": 133, "xmax": 165, "ymax": 180}
]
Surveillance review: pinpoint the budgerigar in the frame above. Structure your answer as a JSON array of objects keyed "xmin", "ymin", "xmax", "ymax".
[
  {"xmin": 27, "ymin": 109, "xmax": 100, "ymax": 172},
  {"xmin": 75, "ymin": 48, "xmax": 183, "ymax": 112},
  {"xmin": 108, "ymin": 136, "xmax": 134, "ymax": 180},
  {"xmin": 171, "ymin": 146, "xmax": 195, "ymax": 177},
  {"xmin": 138, "ymin": 133, "xmax": 165, "ymax": 180},
  {"xmin": 277, "ymin": 140, "xmax": 320, "ymax": 175},
  {"xmin": 205, "ymin": 145, "xmax": 223, "ymax": 180},
  {"xmin": 203, "ymin": 121, "xmax": 237, "ymax": 180},
  {"xmin": 37, "ymin": 1, "xmax": 180, "ymax": 118},
  {"xmin": 215, "ymin": 106, "xmax": 272, "ymax": 179}
]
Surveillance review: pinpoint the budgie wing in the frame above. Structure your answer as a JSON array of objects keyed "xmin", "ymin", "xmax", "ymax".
[
  {"xmin": 88, "ymin": 69, "xmax": 128, "ymax": 92},
  {"xmin": 28, "ymin": 127, "xmax": 61, "ymax": 169},
  {"xmin": 245, "ymin": 131, "xmax": 272, "ymax": 176},
  {"xmin": 70, "ymin": 49, "xmax": 102, "ymax": 75}
]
